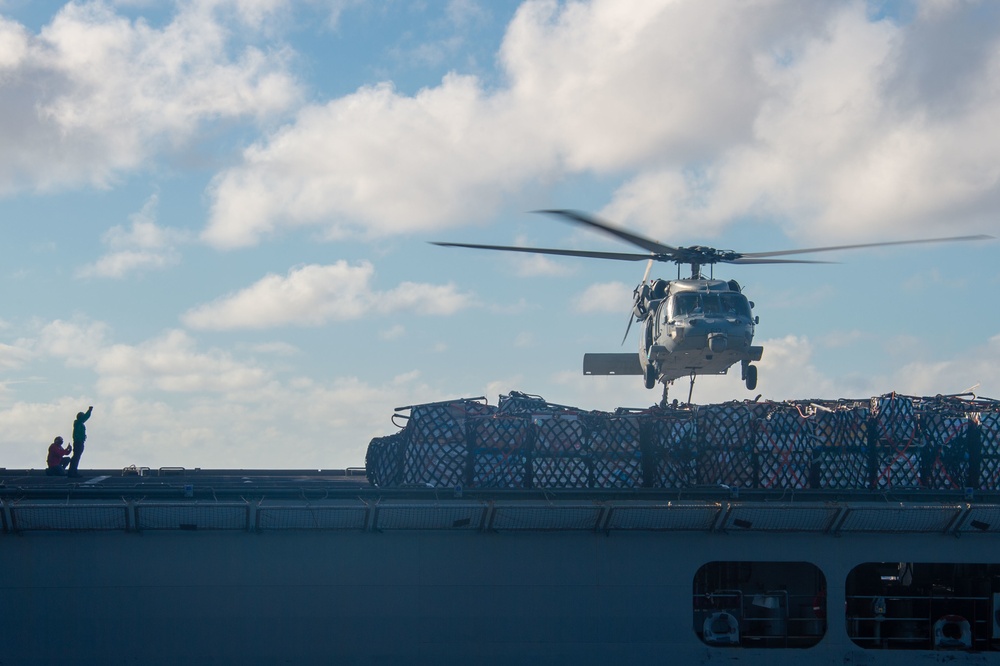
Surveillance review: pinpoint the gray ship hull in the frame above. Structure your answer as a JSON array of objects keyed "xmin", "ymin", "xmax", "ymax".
[{"xmin": 1, "ymin": 469, "xmax": 998, "ymax": 665}]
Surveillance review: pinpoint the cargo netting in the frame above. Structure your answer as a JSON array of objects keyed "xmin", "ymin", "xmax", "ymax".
[{"xmin": 366, "ymin": 391, "xmax": 1000, "ymax": 491}]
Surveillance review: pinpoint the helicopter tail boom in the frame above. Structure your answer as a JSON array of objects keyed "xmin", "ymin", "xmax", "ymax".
[{"xmin": 583, "ymin": 353, "xmax": 643, "ymax": 376}]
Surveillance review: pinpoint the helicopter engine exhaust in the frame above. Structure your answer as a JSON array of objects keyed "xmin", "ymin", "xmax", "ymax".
[{"xmin": 707, "ymin": 333, "xmax": 728, "ymax": 354}]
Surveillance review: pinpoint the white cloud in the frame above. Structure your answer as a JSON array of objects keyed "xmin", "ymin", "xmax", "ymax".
[
  {"xmin": 0, "ymin": 16, "xmax": 29, "ymax": 69},
  {"xmin": 885, "ymin": 334, "xmax": 1000, "ymax": 397},
  {"xmin": 182, "ymin": 261, "xmax": 473, "ymax": 330},
  {"xmin": 5, "ymin": 314, "xmax": 1000, "ymax": 469},
  {"xmin": 94, "ymin": 329, "xmax": 270, "ymax": 394},
  {"xmin": 379, "ymin": 324, "xmax": 405, "ymax": 340},
  {"xmin": 0, "ymin": 2, "xmax": 300, "ymax": 194},
  {"xmin": 603, "ymin": 3, "xmax": 1000, "ymax": 242},
  {"xmin": 0, "ymin": 342, "xmax": 32, "ymax": 370},
  {"xmin": 817, "ymin": 329, "xmax": 868, "ymax": 350},
  {"xmin": 0, "ymin": 366, "xmax": 447, "ymax": 470},
  {"xmin": 203, "ymin": 74, "xmax": 553, "ymax": 247},
  {"xmin": 546, "ymin": 335, "xmax": 838, "ymax": 409},
  {"xmin": 512, "ymin": 253, "xmax": 576, "ymax": 277},
  {"xmin": 749, "ymin": 335, "xmax": 842, "ymax": 399},
  {"xmin": 446, "ymin": 0, "xmax": 490, "ymax": 29},
  {"xmin": 79, "ymin": 249, "xmax": 177, "ymax": 278},
  {"xmin": 572, "ymin": 281, "xmax": 632, "ymax": 314},
  {"xmin": 29, "ymin": 320, "xmax": 268, "ymax": 395},
  {"xmin": 547, "ymin": 329, "xmax": 1000, "ymax": 410},
  {"xmin": 0, "ymin": 316, "xmax": 475, "ymax": 468},
  {"xmin": 203, "ymin": 0, "xmax": 999, "ymax": 249},
  {"xmin": 201, "ymin": 0, "xmax": 791, "ymax": 246},
  {"xmin": 35, "ymin": 319, "xmax": 110, "ymax": 366},
  {"xmin": 78, "ymin": 195, "xmax": 191, "ymax": 278},
  {"xmin": 242, "ymin": 341, "xmax": 300, "ymax": 356}
]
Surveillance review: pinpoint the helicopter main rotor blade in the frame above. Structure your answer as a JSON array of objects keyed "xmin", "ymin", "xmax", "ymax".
[
  {"xmin": 430, "ymin": 241, "xmax": 653, "ymax": 262},
  {"xmin": 729, "ymin": 258, "xmax": 836, "ymax": 265},
  {"xmin": 641, "ymin": 258, "xmax": 654, "ymax": 284},
  {"xmin": 740, "ymin": 234, "xmax": 993, "ymax": 259},
  {"xmin": 536, "ymin": 209, "xmax": 679, "ymax": 255}
]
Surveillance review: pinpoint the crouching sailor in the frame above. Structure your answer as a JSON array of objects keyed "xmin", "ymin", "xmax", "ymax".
[{"xmin": 45, "ymin": 436, "xmax": 72, "ymax": 476}]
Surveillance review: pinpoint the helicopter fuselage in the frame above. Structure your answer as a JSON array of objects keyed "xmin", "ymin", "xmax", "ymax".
[{"xmin": 638, "ymin": 278, "xmax": 762, "ymax": 387}]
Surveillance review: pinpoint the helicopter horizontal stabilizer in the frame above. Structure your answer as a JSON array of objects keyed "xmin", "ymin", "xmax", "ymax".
[{"xmin": 583, "ymin": 353, "xmax": 643, "ymax": 376}]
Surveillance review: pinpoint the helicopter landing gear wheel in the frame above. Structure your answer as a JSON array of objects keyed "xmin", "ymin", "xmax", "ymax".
[
  {"xmin": 745, "ymin": 364, "xmax": 758, "ymax": 391},
  {"xmin": 644, "ymin": 363, "xmax": 657, "ymax": 390}
]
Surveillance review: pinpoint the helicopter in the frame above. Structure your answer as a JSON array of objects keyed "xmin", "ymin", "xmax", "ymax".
[{"xmin": 433, "ymin": 210, "xmax": 991, "ymax": 403}]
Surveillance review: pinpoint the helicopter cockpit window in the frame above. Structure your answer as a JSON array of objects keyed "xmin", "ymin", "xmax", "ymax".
[
  {"xmin": 671, "ymin": 293, "xmax": 701, "ymax": 316},
  {"xmin": 671, "ymin": 293, "xmax": 751, "ymax": 318},
  {"xmin": 719, "ymin": 293, "xmax": 752, "ymax": 318}
]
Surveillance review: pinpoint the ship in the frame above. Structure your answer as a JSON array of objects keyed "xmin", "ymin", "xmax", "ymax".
[{"xmin": 2, "ymin": 390, "xmax": 999, "ymax": 665}]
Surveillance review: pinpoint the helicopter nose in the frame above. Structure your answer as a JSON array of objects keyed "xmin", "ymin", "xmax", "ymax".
[{"xmin": 708, "ymin": 333, "xmax": 728, "ymax": 353}]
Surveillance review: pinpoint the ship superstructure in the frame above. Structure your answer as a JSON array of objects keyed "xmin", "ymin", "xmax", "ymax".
[{"xmin": 2, "ymin": 391, "xmax": 1000, "ymax": 664}]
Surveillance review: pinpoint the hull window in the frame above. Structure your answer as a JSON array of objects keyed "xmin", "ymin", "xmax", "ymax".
[
  {"xmin": 847, "ymin": 562, "xmax": 1000, "ymax": 651},
  {"xmin": 694, "ymin": 561, "xmax": 826, "ymax": 648}
]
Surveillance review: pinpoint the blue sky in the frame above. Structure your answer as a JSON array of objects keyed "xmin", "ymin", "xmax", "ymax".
[{"xmin": 1, "ymin": 0, "xmax": 998, "ymax": 470}]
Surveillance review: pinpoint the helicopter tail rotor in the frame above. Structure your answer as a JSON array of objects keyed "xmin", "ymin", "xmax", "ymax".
[
  {"xmin": 620, "ymin": 310, "xmax": 634, "ymax": 346},
  {"xmin": 621, "ymin": 259, "xmax": 656, "ymax": 346}
]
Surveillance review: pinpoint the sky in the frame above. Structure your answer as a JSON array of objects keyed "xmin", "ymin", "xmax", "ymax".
[{"xmin": 1, "ymin": 0, "xmax": 999, "ymax": 470}]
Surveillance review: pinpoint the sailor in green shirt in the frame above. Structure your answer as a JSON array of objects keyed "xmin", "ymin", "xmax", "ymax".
[{"xmin": 67, "ymin": 406, "xmax": 93, "ymax": 478}]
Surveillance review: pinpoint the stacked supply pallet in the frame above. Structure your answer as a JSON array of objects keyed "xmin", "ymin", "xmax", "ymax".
[
  {"xmin": 806, "ymin": 401, "xmax": 871, "ymax": 489},
  {"xmin": 918, "ymin": 397, "xmax": 973, "ymax": 490},
  {"xmin": 470, "ymin": 413, "xmax": 531, "ymax": 489},
  {"xmin": 364, "ymin": 431, "xmax": 406, "ymax": 488},
  {"xmin": 871, "ymin": 394, "xmax": 922, "ymax": 489},
  {"xmin": 532, "ymin": 414, "xmax": 588, "ymax": 489},
  {"xmin": 977, "ymin": 406, "xmax": 1000, "ymax": 490},
  {"xmin": 755, "ymin": 403, "xmax": 811, "ymax": 490},
  {"xmin": 589, "ymin": 413, "xmax": 643, "ymax": 489},
  {"xmin": 366, "ymin": 391, "xmax": 1000, "ymax": 491},
  {"xmin": 644, "ymin": 407, "xmax": 696, "ymax": 489},
  {"xmin": 695, "ymin": 403, "xmax": 756, "ymax": 487},
  {"xmin": 402, "ymin": 399, "xmax": 494, "ymax": 488}
]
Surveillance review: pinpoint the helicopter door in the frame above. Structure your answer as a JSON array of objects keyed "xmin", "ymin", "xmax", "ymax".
[
  {"xmin": 645, "ymin": 308, "xmax": 657, "ymax": 351},
  {"xmin": 652, "ymin": 301, "xmax": 661, "ymax": 341}
]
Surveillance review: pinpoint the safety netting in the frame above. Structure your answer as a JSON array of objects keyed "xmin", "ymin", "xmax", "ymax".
[
  {"xmin": 364, "ymin": 432, "xmax": 406, "ymax": 488},
  {"xmin": 366, "ymin": 391, "xmax": 1000, "ymax": 491},
  {"xmin": 533, "ymin": 452, "xmax": 590, "ymax": 489},
  {"xmin": 756, "ymin": 404, "xmax": 812, "ymax": 489},
  {"xmin": 255, "ymin": 501, "xmax": 368, "ymax": 531},
  {"xmin": 135, "ymin": 503, "xmax": 248, "ymax": 530},
  {"xmin": 976, "ymin": 407, "xmax": 1000, "ymax": 490},
  {"xmin": 695, "ymin": 403, "xmax": 756, "ymax": 487},
  {"xmin": 402, "ymin": 399, "xmax": 494, "ymax": 488},
  {"xmin": 918, "ymin": 403, "xmax": 972, "ymax": 490},
  {"xmin": 471, "ymin": 415, "xmax": 531, "ymax": 489},
  {"xmin": 645, "ymin": 410, "xmax": 696, "ymax": 489},
  {"xmin": 836, "ymin": 505, "xmax": 963, "ymax": 533},
  {"xmin": 11, "ymin": 502, "xmax": 129, "ymax": 531}
]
